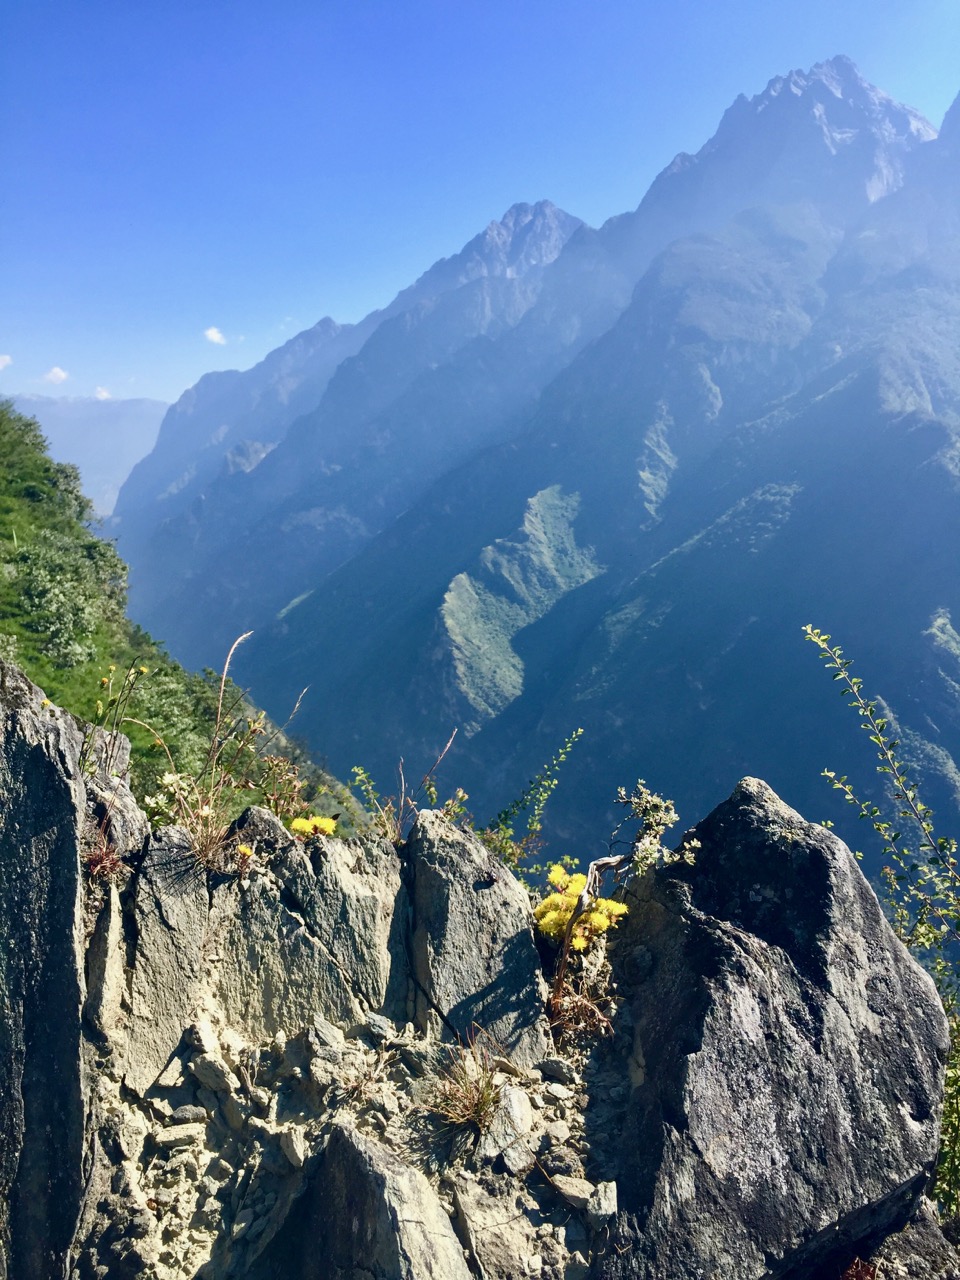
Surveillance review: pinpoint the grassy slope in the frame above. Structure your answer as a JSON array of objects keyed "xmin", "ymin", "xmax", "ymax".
[{"xmin": 0, "ymin": 399, "xmax": 349, "ymax": 822}]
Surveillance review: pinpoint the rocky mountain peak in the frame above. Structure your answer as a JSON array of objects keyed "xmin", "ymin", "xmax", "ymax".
[
  {"xmin": 481, "ymin": 200, "xmax": 585, "ymax": 277},
  {"xmin": 730, "ymin": 54, "xmax": 934, "ymax": 143},
  {"xmin": 641, "ymin": 55, "xmax": 936, "ymax": 228},
  {"xmin": 388, "ymin": 199, "xmax": 583, "ymax": 310}
]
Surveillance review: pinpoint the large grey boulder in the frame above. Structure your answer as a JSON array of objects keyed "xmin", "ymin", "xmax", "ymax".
[
  {"xmin": 406, "ymin": 810, "xmax": 552, "ymax": 1067},
  {"xmin": 593, "ymin": 777, "xmax": 949, "ymax": 1280}
]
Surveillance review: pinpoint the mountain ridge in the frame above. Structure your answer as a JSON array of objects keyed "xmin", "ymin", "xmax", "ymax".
[{"xmin": 113, "ymin": 57, "xmax": 960, "ymax": 866}]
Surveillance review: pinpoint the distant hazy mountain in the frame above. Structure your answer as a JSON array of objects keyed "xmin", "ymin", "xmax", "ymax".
[
  {"xmin": 118, "ymin": 57, "xmax": 960, "ymax": 866},
  {"xmin": 13, "ymin": 395, "xmax": 167, "ymax": 516},
  {"xmin": 113, "ymin": 200, "xmax": 583, "ymax": 657}
]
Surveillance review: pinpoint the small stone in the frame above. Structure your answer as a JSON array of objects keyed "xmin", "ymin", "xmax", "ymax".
[
  {"xmin": 280, "ymin": 1128, "xmax": 308, "ymax": 1169},
  {"xmin": 154, "ymin": 1123, "xmax": 205, "ymax": 1150},
  {"xmin": 375, "ymin": 1090, "xmax": 400, "ymax": 1118},
  {"xmin": 586, "ymin": 1180, "xmax": 617, "ymax": 1229},
  {"xmin": 164, "ymin": 1152, "xmax": 200, "ymax": 1180},
  {"xmin": 550, "ymin": 1175, "xmax": 595, "ymax": 1210},
  {"xmin": 539, "ymin": 1057, "xmax": 577, "ymax": 1085},
  {"xmin": 189, "ymin": 1054, "xmax": 240, "ymax": 1094},
  {"xmin": 540, "ymin": 1146, "xmax": 585, "ymax": 1179},
  {"xmin": 349, "ymin": 1012, "xmax": 395, "ymax": 1044},
  {"xmin": 312, "ymin": 1016, "xmax": 346, "ymax": 1051},
  {"xmin": 545, "ymin": 1120, "xmax": 571, "ymax": 1145},
  {"xmin": 220, "ymin": 1092, "xmax": 247, "ymax": 1133},
  {"xmin": 491, "ymin": 1056, "xmax": 526, "ymax": 1078},
  {"xmin": 524, "ymin": 1256, "xmax": 543, "ymax": 1275},
  {"xmin": 544, "ymin": 1082, "xmax": 573, "ymax": 1103},
  {"xmin": 169, "ymin": 1105, "xmax": 207, "ymax": 1125},
  {"xmin": 503, "ymin": 1141, "xmax": 536, "ymax": 1175}
]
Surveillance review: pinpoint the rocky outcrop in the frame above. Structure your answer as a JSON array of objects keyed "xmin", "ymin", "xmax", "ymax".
[
  {"xmin": 407, "ymin": 809, "xmax": 552, "ymax": 1067},
  {"xmin": 0, "ymin": 665, "xmax": 957, "ymax": 1279},
  {"xmin": 590, "ymin": 777, "xmax": 951, "ymax": 1279},
  {"xmin": 0, "ymin": 663, "xmax": 87, "ymax": 1280}
]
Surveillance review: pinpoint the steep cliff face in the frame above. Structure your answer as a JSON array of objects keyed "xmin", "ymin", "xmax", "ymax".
[{"xmin": 0, "ymin": 662, "xmax": 955, "ymax": 1279}]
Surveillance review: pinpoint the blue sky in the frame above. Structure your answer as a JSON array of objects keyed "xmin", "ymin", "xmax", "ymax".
[{"xmin": 3, "ymin": 0, "xmax": 958, "ymax": 405}]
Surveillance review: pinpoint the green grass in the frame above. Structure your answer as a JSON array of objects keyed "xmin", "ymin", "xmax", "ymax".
[{"xmin": 0, "ymin": 399, "xmax": 346, "ymax": 819}]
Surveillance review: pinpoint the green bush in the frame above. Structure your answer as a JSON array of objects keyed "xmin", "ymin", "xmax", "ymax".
[{"xmin": 804, "ymin": 624, "xmax": 960, "ymax": 1215}]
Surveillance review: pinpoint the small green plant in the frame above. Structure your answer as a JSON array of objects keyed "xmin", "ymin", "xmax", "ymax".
[
  {"xmin": 536, "ymin": 779, "xmax": 691, "ymax": 1024},
  {"xmin": 131, "ymin": 633, "xmax": 311, "ymax": 868},
  {"xmin": 803, "ymin": 624, "xmax": 960, "ymax": 1214},
  {"xmin": 258, "ymin": 752, "xmax": 309, "ymax": 824},
  {"xmin": 77, "ymin": 660, "xmax": 151, "ymax": 779},
  {"xmin": 802, "ymin": 627, "xmax": 960, "ymax": 953},
  {"xmin": 427, "ymin": 1033, "xmax": 502, "ymax": 1134},
  {"xmin": 350, "ymin": 730, "xmax": 459, "ymax": 844},
  {"xmin": 476, "ymin": 728, "xmax": 584, "ymax": 878}
]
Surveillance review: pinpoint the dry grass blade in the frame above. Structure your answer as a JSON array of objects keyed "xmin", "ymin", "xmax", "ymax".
[{"xmin": 427, "ymin": 1035, "xmax": 502, "ymax": 1133}]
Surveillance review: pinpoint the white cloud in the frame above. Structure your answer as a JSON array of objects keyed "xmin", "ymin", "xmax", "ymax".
[
  {"xmin": 95, "ymin": 386, "xmax": 112, "ymax": 400},
  {"xmin": 204, "ymin": 326, "xmax": 227, "ymax": 345},
  {"xmin": 44, "ymin": 366, "xmax": 69, "ymax": 384},
  {"xmin": 0, "ymin": 355, "xmax": 11, "ymax": 372}
]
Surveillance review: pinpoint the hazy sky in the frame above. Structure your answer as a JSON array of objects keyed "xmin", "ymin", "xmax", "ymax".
[{"xmin": 3, "ymin": 0, "xmax": 958, "ymax": 404}]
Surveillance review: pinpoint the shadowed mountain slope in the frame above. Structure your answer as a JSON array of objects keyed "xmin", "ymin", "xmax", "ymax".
[{"xmin": 118, "ymin": 60, "xmax": 960, "ymax": 865}]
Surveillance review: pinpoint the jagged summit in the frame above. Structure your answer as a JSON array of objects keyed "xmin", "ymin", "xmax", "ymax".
[
  {"xmin": 389, "ymin": 199, "xmax": 583, "ymax": 305},
  {"xmin": 639, "ymin": 55, "xmax": 935, "ymax": 225}
]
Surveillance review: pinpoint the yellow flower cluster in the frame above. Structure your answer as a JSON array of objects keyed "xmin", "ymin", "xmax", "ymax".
[
  {"xmin": 290, "ymin": 814, "xmax": 337, "ymax": 838},
  {"xmin": 534, "ymin": 864, "xmax": 629, "ymax": 952}
]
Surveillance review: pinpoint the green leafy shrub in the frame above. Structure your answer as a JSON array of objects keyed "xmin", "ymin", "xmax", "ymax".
[
  {"xmin": 475, "ymin": 728, "xmax": 583, "ymax": 877},
  {"xmin": 804, "ymin": 624, "xmax": 960, "ymax": 1214}
]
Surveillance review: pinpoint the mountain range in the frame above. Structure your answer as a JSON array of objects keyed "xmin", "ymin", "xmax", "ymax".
[{"xmin": 112, "ymin": 57, "xmax": 960, "ymax": 862}]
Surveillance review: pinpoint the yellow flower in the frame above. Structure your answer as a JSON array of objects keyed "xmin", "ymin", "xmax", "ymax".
[
  {"xmin": 290, "ymin": 815, "xmax": 337, "ymax": 838},
  {"xmin": 534, "ymin": 863, "xmax": 629, "ymax": 955}
]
